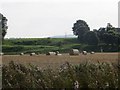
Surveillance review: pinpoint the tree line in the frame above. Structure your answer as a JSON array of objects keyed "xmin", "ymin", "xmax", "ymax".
[{"xmin": 72, "ymin": 20, "xmax": 120, "ymax": 47}]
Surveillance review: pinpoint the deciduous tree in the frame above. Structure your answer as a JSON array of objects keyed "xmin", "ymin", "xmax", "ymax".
[{"xmin": 72, "ymin": 20, "xmax": 90, "ymax": 42}]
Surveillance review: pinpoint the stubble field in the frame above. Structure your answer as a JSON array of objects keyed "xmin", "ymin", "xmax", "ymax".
[{"xmin": 2, "ymin": 53, "xmax": 119, "ymax": 69}]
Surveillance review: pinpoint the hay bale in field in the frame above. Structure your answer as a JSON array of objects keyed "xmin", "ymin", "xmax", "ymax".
[
  {"xmin": 56, "ymin": 54, "xmax": 62, "ymax": 56},
  {"xmin": 30, "ymin": 53, "xmax": 36, "ymax": 56},
  {"xmin": 82, "ymin": 51, "xmax": 87, "ymax": 55},
  {"xmin": 55, "ymin": 51, "xmax": 59, "ymax": 55},
  {"xmin": 46, "ymin": 52, "xmax": 56, "ymax": 55},
  {"xmin": 20, "ymin": 53, "xmax": 24, "ymax": 55},
  {"xmin": 0, "ymin": 53, "xmax": 4, "ymax": 56},
  {"xmin": 55, "ymin": 51, "xmax": 62, "ymax": 56},
  {"xmin": 69, "ymin": 49, "xmax": 79, "ymax": 55},
  {"xmin": 90, "ymin": 51, "xmax": 95, "ymax": 54}
]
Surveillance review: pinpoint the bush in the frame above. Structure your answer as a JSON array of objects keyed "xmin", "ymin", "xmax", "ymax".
[
  {"xmin": 2, "ymin": 45, "xmax": 24, "ymax": 52},
  {"xmin": 2, "ymin": 61, "xmax": 119, "ymax": 89}
]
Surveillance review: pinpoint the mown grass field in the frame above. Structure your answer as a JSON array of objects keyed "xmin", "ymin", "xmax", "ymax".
[{"xmin": 2, "ymin": 53, "xmax": 119, "ymax": 69}]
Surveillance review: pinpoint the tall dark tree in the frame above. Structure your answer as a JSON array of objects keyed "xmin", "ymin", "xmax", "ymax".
[
  {"xmin": 83, "ymin": 31, "xmax": 99, "ymax": 45},
  {"xmin": 0, "ymin": 13, "xmax": 8, "ymax": 40},
  {"xmin": 72, "ymin": 20, "xmax": 90, "ymax": 42}
]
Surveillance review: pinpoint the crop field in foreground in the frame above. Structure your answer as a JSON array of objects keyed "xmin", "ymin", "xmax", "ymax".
[{"xmin": 2, "ymin": 53, "xmax": 119, "ymax": 69}]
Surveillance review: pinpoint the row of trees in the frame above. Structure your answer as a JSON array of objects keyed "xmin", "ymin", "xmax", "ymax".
[{"xmin": 72, "ymin": 20, "xmax": 120, "ymax": 46}]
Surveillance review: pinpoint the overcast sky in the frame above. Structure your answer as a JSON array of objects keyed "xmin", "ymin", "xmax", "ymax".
[{"xmin": 0, "ymin": 0, "xmax": 119, "ymax": 38}]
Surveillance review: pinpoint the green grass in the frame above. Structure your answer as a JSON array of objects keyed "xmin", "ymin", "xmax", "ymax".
[
  {"xmin": 2, "ymin": 45, "xmax": 60, "ymax": 54},
  {"xmin": 2, "ymin": 38, "xmax": 120, "ymax": 54},
  {"xmin": 2, "ymin": 38, "xmax": 80, "ymax": 54},
  {"xmin": 3, "ymin": 38, "xmax": 78, "ymax": 45}
]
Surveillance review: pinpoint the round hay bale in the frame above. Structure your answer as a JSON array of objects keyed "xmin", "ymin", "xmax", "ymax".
[
  {"xmin": 57, "ymin": 54, "xmax": 62, "ymax": 56},
  {"xmin": 90, "ymin": 51, "xmax": 95, "ymax": 54},
  {"xmin": 82, "ymin": 51, "xmax": 87, "ymax": 55},
  {"xmin": 20, "ymin": 53, "xmax": 24, "ymax": 55},
  {"xmin": 30, "ymin": 53, "xmax": 36, "ymax": 56},
  {"xmin": 55, "ymin": 51, "xmax": 59, "ymax": 55},
  {"xmin": 0, "ymin": 53, "xmax": 4, "ymax": 56},
  {"xmin": 46, "ymin": 52, "xmax": 56, "ymax": 55},
  {"xmin": 69, "ymin": 49, "xmax": 79, "ymax": 55}
]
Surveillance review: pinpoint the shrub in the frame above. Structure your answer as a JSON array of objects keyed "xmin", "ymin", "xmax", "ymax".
[{"xmin": 2, "ymin": 61, "xmax": 119, "ymax": 89}]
